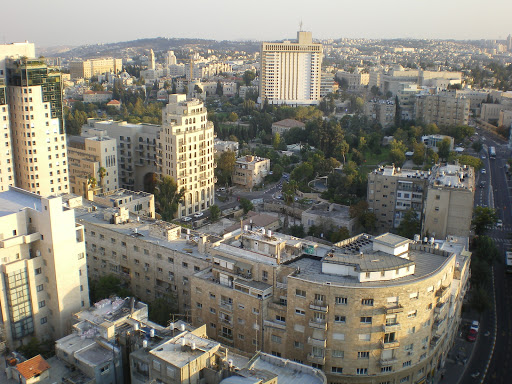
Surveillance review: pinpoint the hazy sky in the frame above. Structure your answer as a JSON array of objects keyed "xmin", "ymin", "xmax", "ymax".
[{"xmin": 3, "ymin": 0, "xmax": 512, "ymax": 47}]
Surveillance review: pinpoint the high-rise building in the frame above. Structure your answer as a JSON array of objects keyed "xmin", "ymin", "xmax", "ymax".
[
  {"xmin": 5, "ymin": 57, "xmax": 69, "ymax": 196},
  {"xmin": 259, "ymin": 31, "xmax": 323, "ymax": 105},
  {"xmin": 165, "ymin": 50, "xmax": 177, "ymax": 66},
  {"xmin": 159, "ymin": 94, "xmax": 215, "ymax": 218},
  {"xmin": 0, "ymin": 187, "xmax": 89, "ymax": 350},
  {"xmin": 67, "ymin": 133, "xmax": 118, "ymax": 198},
  {"xmin": 507, "ymin": 34, "xmax": 512, "ymax": 51},
  {"xmin": 0, "ymin": 78, "xmax": 14, "ymax": 192},
  {"xmin": 148, "ymin": 49, "xmax": 156, "ymax": 70},
  {"xmin": 69, "ymin": 58, "xmax": 123, "ymax": 80}
]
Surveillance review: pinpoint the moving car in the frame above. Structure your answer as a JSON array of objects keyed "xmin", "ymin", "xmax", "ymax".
[
  {"xmin": 481, "ymin": 168, "xmax": 486, "ymax": 174},
  {"xmin": 467, "ymin": 321, "xmax": 479, "ymax": 342},
  {"xmin": 496, "ymin": 219, "xmax": 503, "ymax": 229}
]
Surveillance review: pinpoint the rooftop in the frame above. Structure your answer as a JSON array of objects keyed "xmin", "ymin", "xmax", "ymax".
[
  {"xmin": 272, "ymin": 118, "xmax": 305, "ymax": 128},
  {"xmin": 303, "ymin": 202, "xmax": 351, "ymax": 220},
  {"xmin": 0, "ymin": 187, "xmax": 43, "ymax": 217},
  {"xmin": 15, "ymin": 355, "xmax": 50, "ymax": 380}
]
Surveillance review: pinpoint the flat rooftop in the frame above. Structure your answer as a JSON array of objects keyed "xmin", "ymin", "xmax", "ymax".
[{"xmin": 0, "ymin": 187, "xmax": 43, "ymax": 217}]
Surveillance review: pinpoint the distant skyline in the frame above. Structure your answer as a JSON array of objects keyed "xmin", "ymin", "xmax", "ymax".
[{"xmin": 3, "ymin": 0, "xmax": 512, "ymax": 48}]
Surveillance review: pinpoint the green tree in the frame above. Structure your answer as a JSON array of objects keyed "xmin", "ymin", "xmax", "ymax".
[
  {"xmin": 209, "ymin": 204, "xmax": 221, "ymax": 221},
  {"xmin": 273, "ymin": 133, "xmax": 282, "ymax": 150},
  {"xmin": 216, "ymin": 81, "xmax": 223, "ymax": 96},
  {"xmin": 148, "ymin": 296, "xmax": 179, "ymax": 326},
  {"xmin": 215, "ymin": 150, "xmax": 236, "ymax": 186},
  {"xmin": 243, "ymin": 70, "xmax": 256, "ymax": 86},
  {"xmin": 472, "ymin": 206, "xmax": 497, "ymax": 236},
  {"xmin": 437, "ymin": 138, "xmax": 452, "ymax": 160},
  {"xmin": 155, "ymin": 177, "xmax": 185, "ymax": 221},
  {"xmin": 412, "ymin": 142, "xmax": 426, "ymax": 165},
  {"xmin": 90, "ymin": 82, "xmax": 104, "ymax": 91},
  {"xmin": 239, "ymin": 198, "xmax": 254, "ymax": 214},
  {"xmin": 194, "ymin": 84, "xmax": 203, "ymax": 94},
  {"xmin": 472, "ymin": 141, "xmax": 483, "ymax": 153},
  {"xmin": 228, "ymin": 112, "xmax": 238, "ymax": 122},
  {"xmin": 17, "ymin": 337, "xmax": 55, "ymax": 359},
  {"xmin": 470, "ymin": 286, "xmax": 490, "ymax": 313},
  {"xmin": 89, "ymin": 274, "xmax": 132, "ymax": 303},
  {"xmin": 335, "ymin": 140, "xmax": 350, "ymax": 164},
  {"xmin": 289, "ymin": 224, "xmax": 305, "ymax": 238},
  {"xmin": 458, "ymin": 155, "xmax": 483, "ymax": 170},
  {"xmin": 98, "ymin": 167, "xmax": 106, "ymax": 186},
  {"xmin": 397, "ymin": 209, "xmax": 420, "ymax": 239}
]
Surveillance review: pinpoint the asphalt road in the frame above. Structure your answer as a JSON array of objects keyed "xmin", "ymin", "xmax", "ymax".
[{"xmin": 459, "ymin": 129, "xmax": 512, "ymax": 383}]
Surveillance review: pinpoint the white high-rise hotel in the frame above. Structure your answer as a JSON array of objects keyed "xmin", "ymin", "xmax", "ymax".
[{"xmin": 259, "ymin": 31, "xmax": 323, "ymax": 105}]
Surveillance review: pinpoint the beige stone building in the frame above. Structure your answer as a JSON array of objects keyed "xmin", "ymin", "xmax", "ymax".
[
  {"xmin": 480, "ymin": 102, "xmax": 512, "ymax": 124},
  {"xmin": 423, "ymin": 163, "xmax": 475, "ymax": 239},
  {"xmin": 159, "ymin": 94, "xmax": 216, "ymax": 218},
  {"xmin": 92, "ymin": 189, "xmax": 155, "ymax": 218},
  {"xmin": 367, "ymin": 165, "xmax": 429, "ymax": 232},
  {"xmin": 259, "ymin": 31, "xmax": 323, "ymax": 105},
  {"xmin": 414, "ymin": 92, "xmax": 470, "ymax": 127},
  {"xmin": 82, "ymin": 90, "xmax": 113, "ymax": 103},
  {"xmin": 0, "ymin": 188, "xmax": 89, "ymax": 351},
  {"xmin": 67, "ymin": 133, "xmax": 118, "ymax": 199},
  {"xmin": 233, "ymin": 155, "xmax": 270, "ymax": 190},
  {"xmin": 6, "ymin": 58, "xmax": 69, "ymax": 196},
  {"xmin": 190, "ymin": 229, "xmax": 471, "ymax": 384},
  {"xmin": 0, "ymin": 78, "xmax": 14, "ymax": 192},
  {"xmin": 302, "ymin": 202, "xmax": 357, "ymax": 235},
  {"xmin": 335, "ymin": 69, "xmax": 369, "ymax": 91},
  {"xmin": 82, "ymin": 119, "xmax": 161, "ymax": 191},
  {"xmin": 364, "ymin": 99, "xmax": 396, "ymax": 128},
  {"xmin": 271, "ymin": 119, "xmax": 305, "ymax": 136},
  {"xmin": 69, "ymin": 58, "xmax": 123, "ymax": 80}
]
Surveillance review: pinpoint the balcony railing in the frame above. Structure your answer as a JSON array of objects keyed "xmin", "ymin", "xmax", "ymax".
[
  {"xmin": 380, "ymin": 340, "xmax": 400, "ymax": 349},
  {"xmin": 309, "ymin": 319, "xmax": 328, "ymax": 330},
  {"xmin": 308, "ymin": 337, "xmax": 327, "ymax": 348},
  {"xmin": 309, "ymin": 300, "xmax": 328, "ymax": 312},
  {"xmin": 379, "ymin": 357, "xmax": 398, "ymax": 365},
  {"xmin": 263, "ymin": 320, "xmax": 286, "ymax": 330},
  {"xmin": 307, "ymin": 354, "xmax": 325, "ymax": 365},
  {"xmin": 382, "ymin": 323, "xmax": 401, "ymax": 332},
  {"xmin": 384, "ymin": 304, "xmax": 404, "ymax": 314},
  {"xmin": 220, "ymin": 302, "xmax": 233, "ymax": 311}
]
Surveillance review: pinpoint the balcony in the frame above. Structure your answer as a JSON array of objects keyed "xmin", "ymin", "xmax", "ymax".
[
  {"xmin": 308, "ymin": 337, "xmax": 327, "ymax": 348},
  {"xmin": 219, "ymin": 317, "xmax": 233, "ymax": 326},
  {"xmin": 436, "ymin": 286, "xmax": 450, "ymax": 300},
  {"xmin": 220, "ymin": 302, "xmax": 233, "ymax": 312},
  {"xmin": 435, "ymin": 301, "xmax": 448, "ymax": 315},
  {"xmin": 307, "ymin": 354, "xmax": 325, "ymax": 365},
  {"xmin": 380, "ymin": 340, "xmax": 400, "ymax": 349},
  {"xmin": 309, "ymin": 320, "xmax": 328, "ymax": 330},
  {"xmin": 275, "ymin": 282, "xmax": 287, "ymax": 290},
  {"xmin": 263, "ymin": 320, "xmax": 286, "ymax": 331},
  {"xmin": 309, "ymin": 301, "xmax": 329, "ymax": 312},
  {"xmin": 268, "ymin": 301, "xmax": 286, "ymax": 311},
  {"xmin": 384, "ymin": 304, "xmax": 404, "ymax": 314},
  {"xmin": 379, "ymin": 357, "xmax": 398, "ymax": 366},
  {"xmin": 430, "ymin": 336, "xmax": 441, "ymax": 348},
  {"xmin": 382, "ymin": 323, "xmax": 401, "ymax": 332}
]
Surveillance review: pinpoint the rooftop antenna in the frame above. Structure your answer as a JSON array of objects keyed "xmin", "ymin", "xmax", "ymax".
[{"xmin": 299, "ymin": 20, "xmax": 303, "ymax": 32}]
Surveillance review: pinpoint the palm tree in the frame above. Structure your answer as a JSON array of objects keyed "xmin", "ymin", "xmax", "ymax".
[
  {"xmin": 98, "ymin": 167, "xmax": 106, "ymax": 186},
  {"xmin": 88, "ymin": 176, "xmax": 97, "ymax": 189}
]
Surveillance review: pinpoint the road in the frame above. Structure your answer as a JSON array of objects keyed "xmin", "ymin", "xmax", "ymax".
[{"xmin": 459, "ymin": 128, "xmax": 512, "ymax": 383}]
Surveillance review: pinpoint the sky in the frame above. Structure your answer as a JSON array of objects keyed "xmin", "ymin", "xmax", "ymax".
[{"xmin": 2, "ymin": 0, "xmax": 512, "ymax": 48}]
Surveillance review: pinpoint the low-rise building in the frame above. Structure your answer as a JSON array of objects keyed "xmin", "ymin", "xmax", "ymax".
[
  {"xmin": 233, "ymin": 155, "xmax": 270, "ymax": 190},
  {"xmin": 335, "ymin": 69, "xmax": 369, "ymax": 91},
  {"xmin": 69, "ymin": 58, "xmax": 122, "ymax": 80},
  {"xmin": 364, "ymin": 99, "xmax": 396, "ymax": 128},
  {"xmin": 271, "ymin": 119, "xmax": 305, "ymax": 136},
  {"xmin": 92, "ymin": 189, "xmax": 155, "ymax": 218},
  {"xmin": 302, "ymin": 202, "xmax": 357, "ymax": 235},
  {"xmin": 421, "ymin": 134, "xmax": 455, "ymax": 152},
  {"xmin": 82, "ymin": 90, "xmax": 113, "ymax": 103},
  {"xmin": 214, "ymin": 139, "xmax": 239, "ymax": 154}
]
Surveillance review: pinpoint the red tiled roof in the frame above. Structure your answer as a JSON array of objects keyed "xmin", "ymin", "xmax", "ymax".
[
  {"xmin": 107, "ymin": 100, "xmax": 121, "ymax": 105},
  {"xmin": 83, "ymin": 91, "xmax": 112, "ymax": 95},
  {"xmin": 16, "ymin": 355, "xmax": 50, "ymax": 380}
]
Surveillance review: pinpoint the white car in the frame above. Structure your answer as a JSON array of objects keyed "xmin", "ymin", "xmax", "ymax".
[
  {"xmin": 481, "ymin": 168, "xmax": 486, "ymax": 174},
  {"xmin": 470, "ymin": 320, "xmax": 480, "ymax": 332},
  {"xmin": 194, "ymin": 212, "xmax": 204, "ymax": 218},
  {"xmin": 182, "ymin": 216, "xmax": 192, "ymax": 222},
  {"xmin": 496, "ymin": 220, "xmax": 503, "ymax": 228}
]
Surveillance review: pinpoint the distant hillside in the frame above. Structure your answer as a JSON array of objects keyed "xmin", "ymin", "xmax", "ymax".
[{"xmin": 40, "ymin": 37, "xmax": 261, "ymax": 59}]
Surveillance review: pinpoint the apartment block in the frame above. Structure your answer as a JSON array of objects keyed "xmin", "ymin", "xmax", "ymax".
[
  {"xmin": 67, "ymin": 133, "xmax": 118, "ymax": 198},
  {"xmin": 259, "ymin": 31, "xmax": 323, "ymax": 105},
  {"xmin": 69, "ymin": 58, "xmax": 123, "ymax": 80},
  {"xmin": 0, "ymin": 187, "xmax": 89, "ymax": 351},
  {"xmin": 0, "ymin": 42, "xmax": 35, "ymax": 78},
  {"xmin": 302, "ymin": 202, "xmax": 357, "ymax": 235},
  {"xmin": 364, "ymin": 99, "xmax": 396, "ymax": 128},
  {"xmin": 423, "ymin": 163, "xmax": 475, "ymax": 238},
  {"xmin": 0, "ymin": 78, "xmax": 14, "ymax": 191},
  {"xmin": 414, "ymin": 92, "xmax": 470, "ymax": 127},
  {"xmin": 6, "ymin": 57, "xmax": 69, "ymax": 196},
  {"xmin": 92, "ymin": 189, "xmax": 155, "ymax": 218},
  {"xmin": 190, "ymin": 229, "xmax": 470, "ymax": 384},
  {"xmin": 159, "ymin": 94, "xmax": 215, "ymax": 218},
  {"xmin": 335, "ymin": 69, "xmax": 369, "ymax": 91},
  {"xmin": 232, "ymin": 155, "xmax": 270, "ymax": 190},
  {"xmin": 367, "ymin": 165, "xmax": 429, "ymax": 232},
  {"xmin": 82, "ymin": 119, "xmax": 160, "ymax": 191}
]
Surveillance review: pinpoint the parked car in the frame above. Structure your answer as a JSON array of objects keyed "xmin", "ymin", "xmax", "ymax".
[
  {"xmin": 194, "ymin": 212, "xmax": 204, "ymax": 218},
  {"xmin": 467, "ymin": 321, "xmax": 479, "ymax": 342},
  {"xmin": 481, "ymin": 168, "xmax": 486, "ymax": 174},
  {"xmin": 182, "ymin": 216, "xmax": 192, "ymax": 222}
]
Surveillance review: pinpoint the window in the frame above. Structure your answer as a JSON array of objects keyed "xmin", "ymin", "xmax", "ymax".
[
  {"xmin": 36, "ymin": 284, "xmax": 44, "ymax": 292},
  {"xmin": 210, "ymin": 308, "xmax": 216, "ymax": 314},
  {"xmin": 271, "ymin": 335, "xmax": 282, "ymax": 344},
  {"xmin": 407, "ymin": 310, "xmax": 417, "ymax": 318},
  {"xmin": 332, "ymin": 350, "xmax": 344, "ymax": 358},
  {"xmin": 40, "ymin": 317, "xmax": 47, "ymax": 324},
  {"xmin": 196, "ymin": 302, "xmax": 202, "ymax": 308},
  {"xmin": 404, "ymin": 343, "xmax": 414, "ymax": 351},
  {"xmin": 403, "ymin": 360, "xmax": 412, "ymax": 367},
  {"xmin": 359, "ymin": 334, "xmax": 371, "ymax": 341},
  {"xmin": 238, "ymin": 334, "xmax": 245, "ymax": 340},
  {"xmin": 384, "ymin": 332, "xmax": 396, "ymax": 343},
  {"xmin": 356, "ymin": 368, "xmax": 368, "ymax": 375},
  {"xmin": 361, "ymin": 298, "xmax": 374, "ymax": 306},
  {"xmin": 332, "ymin": 367, "xmax": 343, "ymax": 374},
  {"xmin": 358, "ymin": 351, "xmax": 369, "ymax": 359},
  {"xmin": 275, "ymin": 315, "xmax": 285, "ymax": 323},
  {"xmin": 400, "ymin": 376, "xmax": 410, "ymax": 383},
  {"xmin": 409, "ymin": 292, "xmax": 418, "ymax": 299},
  {"xmin": 38, "ymin": 300, "xmax": 46, "ymax": 308},
  {"xmin": 335, "ymin": 297, "xmax": 347, "ymax": 305},
  {"xmin": 35, "ymin": 268, "xmax": 42, "ymax": 275},
  {"xmin": 182, "ymin": 262, "xmax": 188, "ymax": 268},
  {"xmin": 294, "ymin": 341, "xmax": 304, "ymax": 349},
  {"xmin": 407, "ymin": 327, "xmax": 416, "ymax": 334},
  {"xmin": 295, "ymin": 289, "xmax": 306, "ymax": 297},
  {"xmin": 334, "ymin": 315, "xmax": 346, "ymax": 323},
  {"xmin": 295, "ymin": 308, "xmax": 305, "ymax": 316},
  {"xmin": 360, "ymin": 316, "xmax": 372, "ymax": 324},
  {"xmin": 168, "ymin": 257, "xmax": 174, "ymax": 263},
  {"xmin": 381, "ymin": 366, "xmax": 392, "ymax": 373}
]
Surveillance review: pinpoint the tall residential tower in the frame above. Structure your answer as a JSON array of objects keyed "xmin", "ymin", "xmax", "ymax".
[{"xmin": 259, "ymin": 31, "xmax": 323, "ymax": 105}]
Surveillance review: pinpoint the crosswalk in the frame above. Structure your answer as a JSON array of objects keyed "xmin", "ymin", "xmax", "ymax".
[{"xmin": 490, "ymin": 237, "xmax": 511, "ymax": 244}]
